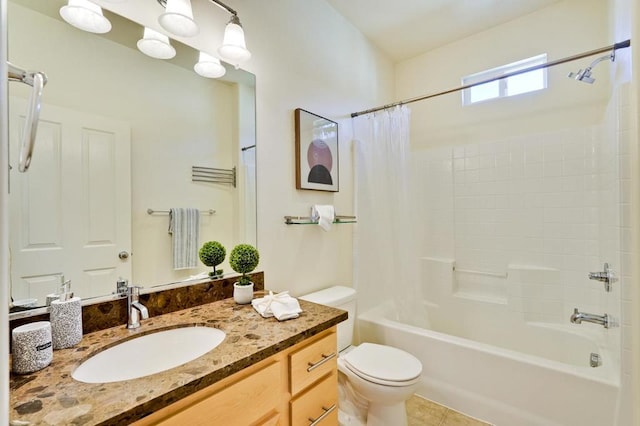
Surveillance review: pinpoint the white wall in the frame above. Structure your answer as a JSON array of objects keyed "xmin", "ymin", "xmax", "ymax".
[
  {"xmin": 397, "ymin": 0, "xmax": 610, "ymax": 150},
  {"xmin": 239, "ymin": 0, "xmax": 394, "ymax": 295},
  {"xmin": 95, "ymin": 0, "xmax": 395, "ymax": 296}
]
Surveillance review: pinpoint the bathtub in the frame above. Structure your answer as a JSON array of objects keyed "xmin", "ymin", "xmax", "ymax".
[{"xmin": 358, "ymin": 301, "xmax": 620, "ymax": 426}]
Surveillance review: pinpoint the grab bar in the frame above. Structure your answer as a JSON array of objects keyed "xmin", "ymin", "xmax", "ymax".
[{"xmin": 7, "ymin": 62, "xmax": 48, "ymax": 172}]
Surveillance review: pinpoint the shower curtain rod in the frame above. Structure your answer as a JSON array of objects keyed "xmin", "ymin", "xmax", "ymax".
[{"xmin": 351, "ymin": 39, "xmax": 631, "ymax": 118}]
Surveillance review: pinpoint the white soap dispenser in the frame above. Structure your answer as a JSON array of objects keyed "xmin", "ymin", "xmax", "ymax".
[{"xmin": 50, "ymin": 277, "xmax": 83, "ymax": 349}]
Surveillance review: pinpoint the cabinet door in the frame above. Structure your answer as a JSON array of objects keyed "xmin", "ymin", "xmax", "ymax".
[
  {"xmin": 289, "ymin": 332, "xmax": 337, "ymax": 395},
  {"xmin": 152, "ymin": 361, "xmax": 281, "ymax": 426},
  {"xmin": 290, "ymin": 372, "xmax": 338, "ymax": 426}
]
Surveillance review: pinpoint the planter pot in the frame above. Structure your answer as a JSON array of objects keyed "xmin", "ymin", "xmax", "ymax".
[{"xmin": 233, "ymin": 282, "xmax": 254, "ymax": 304}]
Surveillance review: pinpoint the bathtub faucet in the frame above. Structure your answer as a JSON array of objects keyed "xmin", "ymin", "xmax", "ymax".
[{"xmin": 570, "ymin": 308, "xmax": 609, "ymax": 328}]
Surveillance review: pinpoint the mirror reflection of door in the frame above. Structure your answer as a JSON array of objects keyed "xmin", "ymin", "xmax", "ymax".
[{"xmin": 9, "ymin": 99, "xmax": 132, "ymax": 305}]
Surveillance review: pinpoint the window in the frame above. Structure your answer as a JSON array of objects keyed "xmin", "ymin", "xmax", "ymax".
[{"xmin": 462, "ymin": 54, "xmax": 547, "ymax": 106}]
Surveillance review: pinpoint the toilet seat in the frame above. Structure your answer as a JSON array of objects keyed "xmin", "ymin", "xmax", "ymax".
[{"xmin": 342, "ymin": 343, "xmax": 422, "ymax": 387}]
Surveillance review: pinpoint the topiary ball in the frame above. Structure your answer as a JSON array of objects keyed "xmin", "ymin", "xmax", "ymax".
[
  {"xmin": 199, "ymin": 241, "xmax": 226, "ymax": 268},
  {"xmin": 229, "ymin": 244, "xmax": 259, "ymax": 283}
]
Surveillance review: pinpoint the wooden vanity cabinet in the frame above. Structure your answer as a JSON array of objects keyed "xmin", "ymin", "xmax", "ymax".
[{"xmin": 133, "ymin": 327, "xmax": 338, "ymax": 426}]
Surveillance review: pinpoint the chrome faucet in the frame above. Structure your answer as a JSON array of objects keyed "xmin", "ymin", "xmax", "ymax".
[
  {"xmin": 570, "ymin": 308, "xmax": 609, "ymax": 328},
  {"xmin": 127, "ymin": 286, "xmax": 149, "ymax": 329}
]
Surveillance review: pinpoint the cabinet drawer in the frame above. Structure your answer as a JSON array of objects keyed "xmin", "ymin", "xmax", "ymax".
[
  {"xmin": 153, "ymin": 361, "xmax": 281, "ymax": 426},
  {"xmin": 290, "ymin": 332, "xmax": 337, "ymax": 395},
  {"xmin": 290, "ymin": 372, "xmax": 338, "ymax": 426}
]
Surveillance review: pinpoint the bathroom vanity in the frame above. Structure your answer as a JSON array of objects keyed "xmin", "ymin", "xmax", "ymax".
[{"xmin": 9, "ymin": 297, "xmax": 346, "ymax": 425}]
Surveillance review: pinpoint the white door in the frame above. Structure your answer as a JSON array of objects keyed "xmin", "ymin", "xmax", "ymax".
[{"xmin": 9, "ymin": 99, "xmax": 131, "ymax": 304}]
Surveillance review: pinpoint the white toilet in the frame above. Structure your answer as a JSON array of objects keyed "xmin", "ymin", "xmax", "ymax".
[{"xmin": 300, "ymin": 286, "xmax": 422, "ymax": 426}]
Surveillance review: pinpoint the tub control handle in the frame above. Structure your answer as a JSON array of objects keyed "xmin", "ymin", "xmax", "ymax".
[
  {"xmin": 588, "ymin": 262, "xmax": 615, "ymax": 292},
  {"xmin": 308, "ymin": 404, "xmax": 336, "ymax": 426},
  {"xmin": 307, "ymin": 352, "xmax": 336, "ymax": 372}
]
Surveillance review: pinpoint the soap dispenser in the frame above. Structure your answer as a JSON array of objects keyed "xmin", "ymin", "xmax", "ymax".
[{"xmin": 50, "ymin": 277, "xmax": 83, "ymax": 349}]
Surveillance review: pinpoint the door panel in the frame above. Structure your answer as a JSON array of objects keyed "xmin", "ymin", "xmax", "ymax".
[{"xmin": 9, "ymin": 99, "xmax": 131, "ymax": 304}]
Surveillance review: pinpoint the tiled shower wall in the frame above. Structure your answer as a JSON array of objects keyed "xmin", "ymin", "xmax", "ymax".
[
  {"xmin": 417, "ymin": 117, "xmax": 618, "ymax": 324},
  {"xmin": 616, "ymin": 83, "xmax": 634, "ymax": 424}
]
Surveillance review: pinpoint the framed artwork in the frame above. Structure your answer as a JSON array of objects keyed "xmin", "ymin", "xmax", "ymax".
[{"xmin": 294, "ymin": 108, "xmax": 339, "ymax": 192}]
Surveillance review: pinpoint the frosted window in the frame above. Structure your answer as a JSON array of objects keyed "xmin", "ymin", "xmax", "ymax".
[{"xmin": 462, "ymin": 54, "xmax": 547, "ymax": 105}]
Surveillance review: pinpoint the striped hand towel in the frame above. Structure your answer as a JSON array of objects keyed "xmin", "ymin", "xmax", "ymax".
[{"xmin": 168, "ymin": 208, "xmax": 200, "ymax": 270}]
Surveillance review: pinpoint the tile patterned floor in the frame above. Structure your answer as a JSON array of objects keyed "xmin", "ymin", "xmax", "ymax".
[{"xmin": 406, "ymin": 395, "xmax": 492, "ymax": 426}]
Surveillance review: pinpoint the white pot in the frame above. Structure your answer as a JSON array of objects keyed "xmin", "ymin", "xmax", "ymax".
[{"xmin": 233, "ymin": 282, "xmax": 254, "ymax": 304}]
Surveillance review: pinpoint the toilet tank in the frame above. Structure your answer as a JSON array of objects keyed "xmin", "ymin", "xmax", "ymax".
[{"xmin": 299, "ymin": 286, "xmax": 356, "ymax": 352}]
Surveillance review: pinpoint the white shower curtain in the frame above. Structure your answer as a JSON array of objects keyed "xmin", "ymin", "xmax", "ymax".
[{"xmin": 354, "ymin": 106, "xmax": 429, "ymax": 328}]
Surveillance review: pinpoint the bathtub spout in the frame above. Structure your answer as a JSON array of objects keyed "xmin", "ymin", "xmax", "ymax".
[{"xmin": 570, "ymin": 308, "xmax": 609, "ymax": 328}]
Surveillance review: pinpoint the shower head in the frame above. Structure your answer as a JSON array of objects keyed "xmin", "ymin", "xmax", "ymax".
[{"xmin": 568, "ymin": 51, "xmax": 615, "ymax": 84}]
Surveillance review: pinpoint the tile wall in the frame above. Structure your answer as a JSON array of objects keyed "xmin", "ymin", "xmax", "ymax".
[{"xmin": 417, "ymin": 119, "xmax": 616, "ymax": 323}]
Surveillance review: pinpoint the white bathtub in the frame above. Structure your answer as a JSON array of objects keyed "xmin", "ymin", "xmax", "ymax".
[{"xmin": 358, "ymin": 302, "xmax": 620, "ymax": 426}]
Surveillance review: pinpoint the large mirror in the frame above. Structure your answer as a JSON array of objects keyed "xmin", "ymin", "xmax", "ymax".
[{"xmin": 8, "ymin": 0, "xmax": 257, "ymax": 311}]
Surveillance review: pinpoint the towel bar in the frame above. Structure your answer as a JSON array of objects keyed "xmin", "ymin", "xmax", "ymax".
[
  {"xmin": 147, "ymin": 209, "xmax": 216, "ymax": 215},
  {"xmin": 192, "ymin": 166, "xmax": 236, "ymax": 187}
]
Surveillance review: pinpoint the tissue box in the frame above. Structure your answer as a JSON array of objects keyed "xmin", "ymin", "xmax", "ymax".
[{"xmin": 12, "ymin": 321, "xmax": 53, "ymax": 374}]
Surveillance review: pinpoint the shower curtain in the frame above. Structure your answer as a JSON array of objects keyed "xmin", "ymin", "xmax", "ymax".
[{"xmin": 353, "ymin": 106, "xmax": 429, "ymax": 328}]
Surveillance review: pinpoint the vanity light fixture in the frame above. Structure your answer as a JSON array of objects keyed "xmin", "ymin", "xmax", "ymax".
[
  {"xmin": 194, "ymin": 52, "xmax": 226, "ymax": 78},
  {"xmin": 59, "ymin": 0, "xmax": 112, "ymax": 34},
  {"xmin": 157, "ymin": 0, "xmax": 251, "ymax": 68},
  {"xmin": 137, "ymin": 27, "xmax": 177, "ymax": 60},
  {"xmin": 158, "ymin": 0, "xmax": 199, "ymax": 37}
]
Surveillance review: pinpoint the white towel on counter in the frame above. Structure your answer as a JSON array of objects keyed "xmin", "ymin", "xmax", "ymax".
[
  {"xmin": 311, "ymin": 204, "xmax": 335, "ymax": 231},
  {"xmin": 252, "ymin": 291, "xmax": 303, "ymax": 321},
  {"xmin": 168, "ymin": 208, "xmax": 200, "ymax": 270}
]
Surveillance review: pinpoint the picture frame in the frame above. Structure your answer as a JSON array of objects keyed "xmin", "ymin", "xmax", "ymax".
[{"xmin": 294, "ymin": 108, "xmax": 339, "ymax": 192}]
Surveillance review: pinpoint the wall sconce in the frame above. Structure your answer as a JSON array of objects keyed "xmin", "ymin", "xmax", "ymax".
[
  {"xmin": 137, "ymin": 27, "xmax": 177, "ymax": 60},
  {"xmin": 194, "ymin": 52, "xmax": 226, "ymax": 78},
  {"xmin": 59, "ymin": 0, "xmax": 112, "ymax": 34}
]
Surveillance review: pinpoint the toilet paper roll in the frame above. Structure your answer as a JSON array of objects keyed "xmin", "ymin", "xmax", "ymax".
[{"xmin": 12, "ymin": 321, "xmax": 53, "ymax": 374}]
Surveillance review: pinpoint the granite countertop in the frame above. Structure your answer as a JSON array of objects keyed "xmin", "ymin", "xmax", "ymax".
[{"xmin": 9, "ymin": 297, "xmax": 347, "ymax": 425}]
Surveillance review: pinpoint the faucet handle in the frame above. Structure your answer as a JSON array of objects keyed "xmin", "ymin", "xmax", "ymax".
[
  {"xmin": 588, "ymin": 263, "xmax": 616, "ymax": 291},
  {"xmin": 116, "ymin": 278, "xmax": 128, "ymax": 296}
]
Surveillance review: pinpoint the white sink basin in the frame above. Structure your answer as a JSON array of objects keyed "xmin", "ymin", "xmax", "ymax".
[{"xmin": 72, "ymin": 326, "xmax": 226, "ymax": 383}]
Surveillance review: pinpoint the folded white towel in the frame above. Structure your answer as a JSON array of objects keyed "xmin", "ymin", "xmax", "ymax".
[
  {"xmin": 252, "ymin": 291, "xmax": 303, "ymax": 321},
  {"xmin": 168, "ymin": 208, "xmax": 200, "ymax": 270},
  {"xmin": 311, "ymin": 205, "xmax": 335, "ymax": 231}
]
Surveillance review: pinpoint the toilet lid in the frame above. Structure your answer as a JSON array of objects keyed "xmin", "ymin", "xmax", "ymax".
[{"xmin": 343, "ymin": 343, "xmax": 422, "ymax": 385}]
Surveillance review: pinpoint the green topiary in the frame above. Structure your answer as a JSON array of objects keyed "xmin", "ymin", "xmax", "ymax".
[
  {"xmin": 199, "ymin": 241, "xmax": 226, "ymax": 278},
  {"xmin": 229, "ymin": 244, "xmax": 259, "ymax": 286}
]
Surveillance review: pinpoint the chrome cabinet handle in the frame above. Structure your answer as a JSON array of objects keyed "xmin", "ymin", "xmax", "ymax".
[
  {"xmin": 308, "ymin": 404, "xmax": 336, "ymax": 426},
  {"xmin": 307, "ymin": 352, "xmax": 336, "ymax": 372}
]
